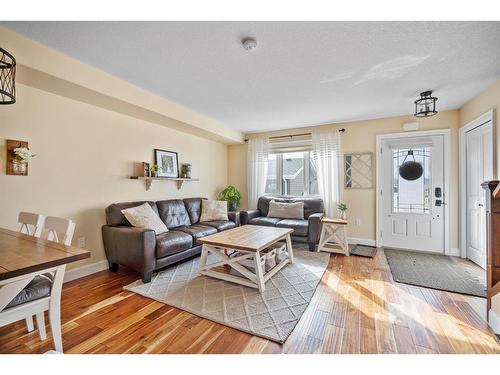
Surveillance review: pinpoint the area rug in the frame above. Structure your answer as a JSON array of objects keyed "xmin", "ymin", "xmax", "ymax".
[
  {"xmin": 124, "ymin": 243, "xmax": 329, "ymax": 343},
  {"xmin": 349, "ymin": 244, "xmax": 377, "ymax": 258},
  {"xmin": 384, "ymin": 248, "xmax": 486, "ymax": 297}
]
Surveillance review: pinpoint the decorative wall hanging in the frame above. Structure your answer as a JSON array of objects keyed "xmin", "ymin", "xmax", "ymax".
[
  {"xmin": 0, "ymin": 48, "xmax": 16, "ymax": 105},
  {"xmin": 6, "ymin": 140, "xmax": 35, "ymax": 176},
  {"xmin": 398, "ymin": 150, "xmax": 423, "ymax": 180},
  {"xmin": 414, "ymin": 91, "xmax": 437, "ymax": 117},
  {"xmin": 344, "ymin": 152, "xmax": 373, "ymax": 189}
]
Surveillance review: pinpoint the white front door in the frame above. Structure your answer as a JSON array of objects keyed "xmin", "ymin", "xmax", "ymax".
[
  {"xmin": 380, "ymin": 134, "xmax": 445, "ymax": 253},
  {"xmin": 465, "ymin": 121, "xmax": 493, "ymax": 269}
]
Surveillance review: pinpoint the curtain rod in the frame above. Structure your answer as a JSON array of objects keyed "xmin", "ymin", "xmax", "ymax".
[{"xmin": 244, "ymin": 128, "xmax": 345, "ymax": 142}]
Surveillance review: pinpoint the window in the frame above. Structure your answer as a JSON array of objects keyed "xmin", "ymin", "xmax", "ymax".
[
  {"xmin": 392, "ymin": 147, "xmax": 431, "ymax": 214},
  {"xmin": 265, "ymin": 151, "xmax": 319, "ymax": 196}
]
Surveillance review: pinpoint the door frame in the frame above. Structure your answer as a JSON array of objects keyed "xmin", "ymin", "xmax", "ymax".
[
  {"xmin": 459, "ymin": 109, "xmax": 495, "ymax": 259},
  {"xmin": 376, "ymin": 129, "xmax": 451, "ymax": 254}
]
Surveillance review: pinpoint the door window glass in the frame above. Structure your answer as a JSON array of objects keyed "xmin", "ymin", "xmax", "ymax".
[{"xmin": 392, "ymin": 148, "xmax": 431, "ymax": 214}]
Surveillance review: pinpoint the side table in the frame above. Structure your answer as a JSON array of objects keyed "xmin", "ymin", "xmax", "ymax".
[{"xmin": 317, "ymin": 217, "xmax": 349, "ymax": 256}]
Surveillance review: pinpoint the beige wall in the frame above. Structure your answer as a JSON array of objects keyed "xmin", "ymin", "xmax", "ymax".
[
  {"xmin": 229, "ymin": 110, "xmax": 460, "ymax": 247},
  {"xmin": 0, "ymin": 84, "xmax": 228, "ymax": 269},
  {"xmin": 459, "ymin": 80, "xmax": 500, "ymax": 177}
]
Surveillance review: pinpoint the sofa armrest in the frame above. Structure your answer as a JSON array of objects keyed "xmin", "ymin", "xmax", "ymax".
[
  {"xmin": 102, "ymin": 225, "xmax": 157, "ymax": 274},
  {"xmin": 307, "ymin": 213, "xmax": 325, "ymax": 244},
  {"xmin": 228, "ymin": 211, "xmax": 241, "ymax": 226},
  {"xmin": 240, "ymin": 209, "xmax": 261, "ymax": 225}
]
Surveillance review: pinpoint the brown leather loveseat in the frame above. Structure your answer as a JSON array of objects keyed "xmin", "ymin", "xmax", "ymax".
[{"xmin": 102, "ymin": 198, "xmax": 239, "ymax": 283}]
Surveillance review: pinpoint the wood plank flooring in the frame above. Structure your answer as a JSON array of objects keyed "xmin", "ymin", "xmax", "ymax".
[{"xmin": 1, "ymin": 249, "xmax": 499, "ymax": 354}]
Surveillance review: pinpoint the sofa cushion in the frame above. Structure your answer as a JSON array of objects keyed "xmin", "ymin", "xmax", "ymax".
[
  {"xmin": 184, "ymin": 197, "xmax": 205, "ymax": 224},
  {"xmin": 200, "ymin": 200, "xmax": 228, "ymax": 222},
  {"xmin": 106, "ymin": 201, "xmax": 158, "ymax": 226},
  {"xmin": 267, "ymin": 201, "xmax": 304, "ymax": 220},
  {"xmin": 248, "ymin": 217, "xmax": 281, "ymax": 227},
  {"xmin": 6, "ymin": 275, "xmax": 52, "ymax": 308},
  {"xmin": 121, "ymin": 202, "xmax": 169, "ymax": 235},
  {"xmin": 276, "ymin": 219, "xmax": 309, "ymax": 237},
  {"xmin": 176, "ymin": 224, "xmax": 217, "ymax": 241},
  {"xmin": 201, "ymin": 220, "xmax": 236, "ymax": 232},
  {"xmin": 156, "ymin": 199, "xmax": 191, "ymax": 229},
  {"xmin": 156, "ymin": 230, "xmax": 193, "ymax": 258}
]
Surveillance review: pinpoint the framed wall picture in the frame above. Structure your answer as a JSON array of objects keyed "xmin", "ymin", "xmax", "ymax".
[
  {"xmin": 344, "ymin": 152, "xmax": 373, "ymax": 189},
  {"xmin": 154, "ymin": 149, "xmax": 179, "ymax": 178}
]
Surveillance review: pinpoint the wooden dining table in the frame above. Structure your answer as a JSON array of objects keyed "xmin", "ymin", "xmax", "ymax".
[{"xmin": 0, "ymin": 227, "xmax": 90, "ymax": 352}]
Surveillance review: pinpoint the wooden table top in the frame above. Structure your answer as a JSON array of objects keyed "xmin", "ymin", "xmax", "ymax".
[
  {"xmin": 0, "ymin": 228, "xmax": 91, "ymax": 280},
  {"xmin": 197, "ymin": 225, "xmax": 293, "ymax": 252},
  {"xmin": 321, "ymin": 217, "xmax": 347, "ymax": 225}
]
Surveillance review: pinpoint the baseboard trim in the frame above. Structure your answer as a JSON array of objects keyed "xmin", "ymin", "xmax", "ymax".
[
  {"xmin": 347, "ymin": 237, "xmax": 376, "ymax": 247},
  {"xmin": 489, "ymin": 309, "xmax": 500, "ymax": 334},
  {"xmin": 64, "ymin": 260, "xmax": 109, "ymax": 283},
  {"xmin": 448, "ymin": 247, "xmax": 460, "ymax": 257}
]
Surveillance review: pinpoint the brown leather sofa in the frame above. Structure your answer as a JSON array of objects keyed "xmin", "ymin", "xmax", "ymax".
[
  {"xmin": 102, "ymin": 198, "xmax": 240, "ymax": 283},
  {"xmin": 240, "ymin": 196, "xmax": 324, "ymax": 251}
]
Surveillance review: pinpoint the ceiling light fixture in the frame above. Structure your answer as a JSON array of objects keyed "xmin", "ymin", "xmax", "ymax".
[
  {"xmin": 0, "ymin": 48, "xmax": 16, "ymax": 105},
  {"xmin": 414, "ymin": 90, "xmax": 437, "ymax": 118},
  {"xmin": 242, "ymin": 38, "xmax": 258, "ymax": 51}
]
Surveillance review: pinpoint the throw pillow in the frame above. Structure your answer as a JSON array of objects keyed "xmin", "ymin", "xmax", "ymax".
[
  {"xmin": 200, "ymin": 200, "xmax": 229, "ymax": 222},
  {"xmin": 267, "ymin": 200, "xmax": 304, "ymax": 220},
  {"xmin": 121, "ymin": 203, "xmax": 168, "ymax": 235}
]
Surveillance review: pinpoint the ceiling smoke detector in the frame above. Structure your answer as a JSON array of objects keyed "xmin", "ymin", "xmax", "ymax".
[{"xmin": 242, "ymin": 38, "xmax": 258, "ymax": 51}]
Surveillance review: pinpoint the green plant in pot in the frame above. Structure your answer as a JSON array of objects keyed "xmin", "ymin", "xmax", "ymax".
[
  {"xmin": 150, "ymin": 164, "xmax": 160, "ymax": 178},
  {"xmin": 337, "ymin": 203, "xmax": 347, "ymax": 220},
  {"xmin": 218, "ymin": 185, "xmax": 242, "ymax": 212}
]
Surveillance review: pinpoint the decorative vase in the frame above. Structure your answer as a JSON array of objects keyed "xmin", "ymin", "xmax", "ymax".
[
  {"xmin": 340, "ymin": 211, "xmax": 347, "ymax": 220},
  {"xmin": 13, "ymin": 160, "xmax": 27, "ymax": 174},
  {"xmin": 228, "ymin": 201, "xmax": 237, "ymax": 212},
  {"xmin": 151, "ymin": 171, "xmax": 158, "ymax": 178}
]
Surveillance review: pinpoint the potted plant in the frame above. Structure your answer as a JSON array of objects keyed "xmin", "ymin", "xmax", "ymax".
[
  {"xmin": 13, "ymin": 147, "xmax": 35, "ymax": 174},
  {"xmin": 218, "ymin": 185, "xmax": 242, "ymax": 212},
  {"xmin": 149, "ymin": 164, "xmax": 160, "ymax": 178},
  {"xmin": 337, "ymin": 203, "xmax": 347, "ymax": 220}
]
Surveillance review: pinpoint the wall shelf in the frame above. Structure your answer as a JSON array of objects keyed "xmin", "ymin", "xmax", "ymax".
[{"xmin": 130, "ymin": 176, "xmax": 199, "ymax": 191}]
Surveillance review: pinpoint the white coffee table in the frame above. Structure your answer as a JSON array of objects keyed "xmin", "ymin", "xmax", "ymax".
[{"xmin": 197, "ymin": 225, "xmax": 294, "ymax": 292}]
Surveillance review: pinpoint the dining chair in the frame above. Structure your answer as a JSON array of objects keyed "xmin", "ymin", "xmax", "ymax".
[
  {"xmin": 1, "ymin": 216, "xmax": 76, "ymax": 352},
  {"xmin": 18, "ymin": 212, "xmax": 45, "ymax": 238}
]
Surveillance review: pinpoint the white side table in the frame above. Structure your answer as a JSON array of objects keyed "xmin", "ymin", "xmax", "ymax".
[{"xmin": 317, "ymin": 217, "xmax": 349, "ymax": 256}]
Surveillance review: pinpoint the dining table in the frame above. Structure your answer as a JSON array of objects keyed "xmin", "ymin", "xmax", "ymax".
[{"xmin": 0, "ymin": 227, "xmax": 90, "ymax": 352}]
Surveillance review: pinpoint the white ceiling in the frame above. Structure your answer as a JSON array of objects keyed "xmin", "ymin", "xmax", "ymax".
[{"xmin": 4, "ymin": 21, "xmax": 500, "ymax": 133}]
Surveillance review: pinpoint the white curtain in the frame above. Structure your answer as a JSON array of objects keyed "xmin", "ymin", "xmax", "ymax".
[
  {"xmin": 311, "ymin": 130, "xmax": 341, "ymax": 218},
  {"xmin": 247, "ymin": 137, "xmax": 269, "ymax": 208}
]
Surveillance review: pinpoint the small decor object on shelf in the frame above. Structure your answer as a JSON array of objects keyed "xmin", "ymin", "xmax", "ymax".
[
  {"xmin": 142, "ymin": 162, "xmax": 150, "ymax": 177},
  {"xmin": 149, "ymin": 164, "xmax": 160, "ymax": 178},
  {"xmin": 181, "ymin": 163, "xmax": 192, "ymax": 178},
  {"xmin": 218, "ymin": 185, "xmax": 242, "ymax": 212},
  {"xmin": 0, "ymin": 48, "xmax": 16, "ymax": 105},
  {"xmin": 337, "ymin": 203, "xmax": 347, "ymax": 220},
  {"xmin": 154, "ymin": 149, "xmax": 179, "ymax": 178},
  {"xmin": 6, "ymin": 140, "xmax": 33, "ymax": 176},
  {"xmin": 414, "ymin": 90, "xmax": 438, "ymax": 117}
]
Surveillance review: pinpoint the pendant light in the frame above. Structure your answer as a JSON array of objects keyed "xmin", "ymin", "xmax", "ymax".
[
  {"xmin": 0, "ymin": 48, "xmax": 16, "ymax": 105},
  {"xmin": 414, "ymin": 91, "xmax": 437, "ymax": 117},
  {"xmin": 399, "ymin": 150, "xmax": 423, "ymax": 181}
]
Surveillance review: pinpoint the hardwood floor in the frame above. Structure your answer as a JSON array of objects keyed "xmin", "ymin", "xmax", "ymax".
[{"xmin": 1, "ymin": 249, "xmax": 499, "ymax": 354}]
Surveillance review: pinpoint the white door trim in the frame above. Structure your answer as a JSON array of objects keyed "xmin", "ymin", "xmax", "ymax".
[
  {"xmin": 376, "ymin": 128, "xmax": 451, "ymax": 254},
  {"xmin": 459, "ymin": 109, "xmax": 495, "ymax": 259}
]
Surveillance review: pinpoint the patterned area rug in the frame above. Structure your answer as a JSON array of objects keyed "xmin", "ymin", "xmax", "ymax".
[
  {"xmin": 384, "ymin": 248, "xmax": 486, "ymax": 297},
  {"xmin": 124, "ymin": 243, "xmax": 329, "ymax": 343}
]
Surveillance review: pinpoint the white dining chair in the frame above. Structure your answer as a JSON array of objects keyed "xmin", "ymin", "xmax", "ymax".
[
  {"xmin": 1, "ymin": 216, "xmax": 76, "ymax": 352},
  {"xmin": 18, "ymin": 212, "xmax": 45, "ymax": 238}
]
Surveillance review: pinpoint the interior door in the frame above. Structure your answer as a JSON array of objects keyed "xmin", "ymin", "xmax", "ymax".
[
  {"xmin": 380, "ymin": 135, "xmax": 445, "ymax": 253},
  {"xmin": 466, "ymin": 121, "xmax": 493, "ymax": 269}
]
